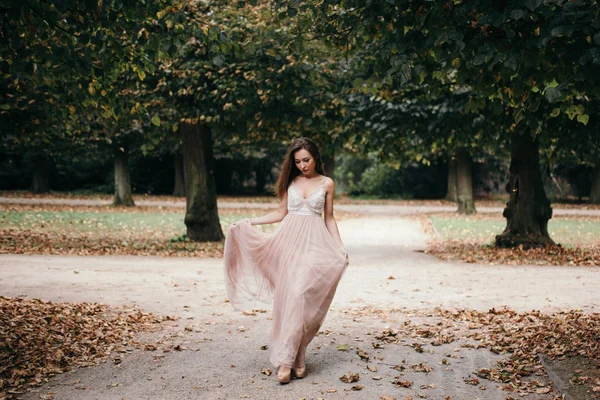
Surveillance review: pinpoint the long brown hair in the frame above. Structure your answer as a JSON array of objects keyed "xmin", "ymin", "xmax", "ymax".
[{"xmin": 275, "ymin": 137, "xmax": 325, "ymax": 199}]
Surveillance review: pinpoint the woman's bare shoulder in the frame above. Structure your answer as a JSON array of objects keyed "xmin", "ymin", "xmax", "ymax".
[{"xmin": 322, "ymin": 176, "xmax": 335, "ymax": 190}]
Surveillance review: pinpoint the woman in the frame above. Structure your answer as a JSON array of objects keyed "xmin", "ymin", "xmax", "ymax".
[{"xmin": 224, "ymin": 137, "xmax": 349, "ymax": 384}]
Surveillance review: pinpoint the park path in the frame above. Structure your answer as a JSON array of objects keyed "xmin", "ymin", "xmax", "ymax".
[
  {"xmin": 1, "ymin": 215, "xmax": 599, "ymax": 399},
  {"xmin": 2, "ymin": 195, "xmax": 600, "ymax": 216},
  {"xmin": 1, "ymin": 216, "xmax": 598, "ymax": 315}
]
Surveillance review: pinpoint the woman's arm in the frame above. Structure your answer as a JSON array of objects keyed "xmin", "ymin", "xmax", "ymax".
[
  {"xmin": 323, "ymin": 178, "xmax": 345, "ymax": 249},
  {"xmin": 248, "ymin": 191, "xmax": 288, "ymax": 225}
]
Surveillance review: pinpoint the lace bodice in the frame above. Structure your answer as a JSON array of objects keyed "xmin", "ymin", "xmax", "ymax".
[{"xmin": 287, "ymin": 181, "xmax": 326, "ymax": 216}]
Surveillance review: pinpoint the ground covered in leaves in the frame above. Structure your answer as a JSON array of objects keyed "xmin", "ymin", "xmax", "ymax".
[
  {"xmin": 340, "ymin": 306, "xmax": 600, "ymax": 399},
  {"xmin": 2, "ymin": 296, "xmax": 599, "ymax": 399},
  {"xmin": 425, "ymin": 213, "xmax": 600, "ymax": 266},
  {"xmin": 0, "ymin": 296, "xmax": 174, "ymax": 399},
  {"xmin": 0, "ymin": 204, "xmax": 357, "ymax": 257}
]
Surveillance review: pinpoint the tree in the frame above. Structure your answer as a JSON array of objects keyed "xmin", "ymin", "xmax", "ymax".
[
  {"xmin": 299, "ymin": 0, "xmax": 599, "ymax": 246},
  {"xmin": 0, "ymin": 0, "xmax": 180, "ymax": 197},
  {"xmin": 180, "ymin": 120, "xmax": 223, "ymax": 241},
  {"xmin": 112, "ymin": 146, "xmax": 135, "ymax": 206},
  {"xmin": 446, "ymin": 154, "xmax": 458, "ymax": 202},
  {"xmin": 150, "ymin": 0, "xmax": 346, "ymax": 240},
  {"xmin": 455, "ymin": 147, "xmax": 476, "ymax": 214}
]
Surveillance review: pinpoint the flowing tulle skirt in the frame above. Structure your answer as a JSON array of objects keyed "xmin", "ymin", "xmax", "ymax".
[{"xmin": 224, "ymin": 214, "xmax": 348, "ymax": 368}]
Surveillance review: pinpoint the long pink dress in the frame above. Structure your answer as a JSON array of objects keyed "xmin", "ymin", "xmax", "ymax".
[{"xmin": 224, "ymin": 181, "xmax": 349, "ymax": 368}]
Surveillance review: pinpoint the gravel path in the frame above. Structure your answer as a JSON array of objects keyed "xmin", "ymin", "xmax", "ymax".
[{"xmin": 1, "ymin": 216, "xmax": 598, "ymax": 399}]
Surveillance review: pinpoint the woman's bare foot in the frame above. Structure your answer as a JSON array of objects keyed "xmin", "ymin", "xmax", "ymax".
[{"xmin": 277, "ymin": 366, "xmax": 291, "ymax": 384}]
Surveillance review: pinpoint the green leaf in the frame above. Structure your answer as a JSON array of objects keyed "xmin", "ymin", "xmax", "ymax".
[
  {"xmin": 524, "ymin": 0, "xmax": 542, "ymax": 11},
  {"xmin": 151, "ymin": 114, "xmax": 161, "ymax": 126},
  {"xmin": 515, "ymin": 109, "xmax": 525, "ymax": 124},
  {"xmin": 565, "ymin": 105, "xmax": 582, "ymax": 120},
  {"xmin": 505, "ymin": 55, "xmax": 519, "ymax": 71},
  {"xmin": 544, "ymin": 87, "xmax": 561, "ymax": 102},
  {"xmin": 137, "ymin": 69, "xmax": 146, "ymax": 81},
  {"xmin": 510, "ymin": 9, "xmax": 526, "ymax": 20},
  {"xmin": 213, "ymin": 55, "xmax": 225, "ymax": 67},
  {"xmin": 550, "ymin": 108, "xmax": 560, "ymax": 117},
  {"xmin": 577, "ymin": 114, "xmax": 589, "ymax": 125}
]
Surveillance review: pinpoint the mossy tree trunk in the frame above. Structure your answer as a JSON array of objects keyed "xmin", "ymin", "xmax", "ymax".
[
  {"xmin": 590, "ymin": 166, "xmax": 600, "ymax": 204},
  {"xmin": 495, "ymin": 129, "xmax": 554, "ymax": 248},
  {"xmin": 112, "ymin": 146, "xmax": 135, "ymax": 207},
  {"xmin": 181, "ymin": 120, "xmax": 223, "ymax": 242},
  {"xmin": 456, "ymin": 147, "xmax": 476, "ymax": 214},
  {"xmin": 173, "ymin": 152, "xmax": 185, "ymax": 197},
  {"xmin": 31, "ymin": 154, "xmax": 50, "ymax": 193},
  {"xmin": 446, "ymin": 154, "xmax": 458, "ymax": 202}
]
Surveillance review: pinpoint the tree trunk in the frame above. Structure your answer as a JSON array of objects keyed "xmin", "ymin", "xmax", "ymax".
[
  {"xmin": 455, "ymin": 148, "xmax": 476, "ymax": 214},
  {"xmin": 181, "ymin": 120, "xmax": 224, "ymax": 242},
  {"xmin": 495, "ymin": 129, "xmax": 554, "ymax": 248},
  {"xmin": 31, "ymin": 154, "xmax": 50, "ymax": 193},
  {"xmin": 446, "ymin": 154, "xmax": 458, "ymax": 202},
  {"xmin": 112, "ymin": 146, "xmax": 135, "ymax": 207},
  {"xmin": 322, "ymin": 152, "xmax": 335, "ymax": 180},
  {"xmin": 590, "ymin": 166, "xmax": 600, "ymax": 204},
  {"xmin": 173, "ymin": 152, "xmax": 185, "ymax": 197}
]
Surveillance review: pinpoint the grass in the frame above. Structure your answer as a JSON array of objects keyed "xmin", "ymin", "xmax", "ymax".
[
  {"xmin": 0, "ymin": 207, "xmax": 272, "ymax": 257},
  {"xmin": 430, "ymin": 215, "xmax": 600, "ymax": 247},
  {"xmin": 0, "ymin": 210, "xmax": 256, "ymax": 238}
]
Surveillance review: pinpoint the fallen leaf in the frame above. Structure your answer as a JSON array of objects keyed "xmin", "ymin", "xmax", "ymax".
[{"xmin": 339, "ymin": 372, "xmax": 360, "ymax": 383}]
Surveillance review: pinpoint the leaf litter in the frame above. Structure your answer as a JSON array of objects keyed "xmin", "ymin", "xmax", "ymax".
[
  {"xmin": 0, "ymin": 296, "xmax": 175, "ymax": 399},
  {"xmin": 0, "ymin": 204, "xmax": 358, "ymax": 257},
  {"xmin": 361, "ymin": 306, "xmax": 600, "ymax": 398}
]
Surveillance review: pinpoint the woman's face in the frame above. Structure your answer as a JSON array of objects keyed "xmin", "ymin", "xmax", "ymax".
[{"xmin": 293, "ymin": 148, "xmax": 316, "ymax": 176}]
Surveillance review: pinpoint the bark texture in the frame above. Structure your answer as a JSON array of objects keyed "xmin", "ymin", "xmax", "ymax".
[
  {"xmin": 112, "ymin": 147, "xmax": 135, "ymax": 207},
  {"xmin": 173, "ymin": 152, "xmax": 186, "ymax": 197},
  {"xmin": 455, "ymin": 148, "xmax": 476, "ymax": 214},
  {"xmin": 446, "ymin": 154, "xmax": 458, "ymax": 202},
  {"xmin": 590, "ymin": 166, "xmax": 600, "ymax": 204},
  {"xmin": 31, "ymin": 154, "xmax": 50, "ymax": 193},
  {"xmin": 322, "ymin": 152, "xmax": 335, "ymax": 180},
  {"xmin": 181, "ymin": 121, "xmax": 224, "ymax": 242},
  {"xmin": 495, "ymin": 130, "xmax": 554, "ymax": 248}
]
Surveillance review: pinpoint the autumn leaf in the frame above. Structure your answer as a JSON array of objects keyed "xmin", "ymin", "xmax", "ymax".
[
  {"xmin": 411, "ymin": 363, "xmax": 432, "ymax": 373},
  {"xmin": 392, "ymin": 379, "xmax": 413, "ymax": 388},
  {"xmin": 356, "ymin": 348, "xmax": 370, "ymax": 361},
  {"xmin": 339, "ymin": 372, "xmax": 360, "ymax": 383}
]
